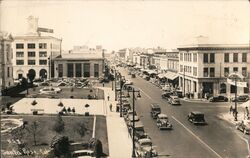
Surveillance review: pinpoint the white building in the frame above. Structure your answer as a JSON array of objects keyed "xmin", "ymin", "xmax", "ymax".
[
  {"xmin": 0, "ymin": 32, "xmax": 13, "ymax": 89},
  {"xmin": 178, "ymin": 44, "xmax": 250, "ymax": 99},
  {"xmin": 12, "ymin": 16, "xmax": 62, "ymax": 80}
]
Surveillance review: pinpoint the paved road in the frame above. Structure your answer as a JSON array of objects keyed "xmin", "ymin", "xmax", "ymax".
[{"xmin": 118, "ymin": 67, "xmax": 250, "ymax": 158}]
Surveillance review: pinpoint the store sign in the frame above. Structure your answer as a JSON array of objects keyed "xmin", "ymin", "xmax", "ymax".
[{"xmin": 227, "ymin": 78, "xmax": 247, "ymax": 87}]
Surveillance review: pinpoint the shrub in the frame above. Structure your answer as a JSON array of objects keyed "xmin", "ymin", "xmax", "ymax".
[
  {"xmin": 50, "ymin": 135, "xmax": 70, "ymax": 157},
  {"xmin": 53, "ymin": 115, "xmax": 65, "ymax": 133},
  {"xmin": 74, "ymin": 122, "xmax": 87, "ymax": 138}
]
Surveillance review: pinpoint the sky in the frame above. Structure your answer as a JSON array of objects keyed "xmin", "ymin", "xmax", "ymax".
[{"xmin": 0, "ymin": 0, "xmax": 249, "ymax": 52}]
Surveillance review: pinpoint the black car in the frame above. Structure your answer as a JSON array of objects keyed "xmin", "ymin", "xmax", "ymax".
[
  {"xmin": 188, "ymin": 111, "xmax": 206, "ymax": 125},
  {"xmin": 209, "ymin": 95, "xmax": 228, "ymax": 102},
  {"xmin": 161, "ymin": 92, "xmax": 173, "ymax": 101},
  {"xmin": 231, "ymin": 95, "xmax": 250, "ymax": 102},
  {"xmin": 150, "ymin": 103, "xmax": 161, "ymax": 119}
]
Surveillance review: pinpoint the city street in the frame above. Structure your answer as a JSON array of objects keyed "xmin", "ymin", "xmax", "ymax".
[{"xmin": 118, "ymin": 67, "xmax": 250, "ymax": 158}]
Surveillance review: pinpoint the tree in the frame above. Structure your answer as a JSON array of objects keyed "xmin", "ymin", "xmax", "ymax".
[
  {"xmin": 26, "ymin": 121, "xmax": 40, "ymax": 146},
  {"xmin": 53, "ymin": 115, "xmax": 65, "ymax": 133},
  {"xmin": 74, "ymin": 122, "xmax": 87, "ymax": 138},
  {"xmin": 50, "ymin": 135, "xmax": 70, "ymax": 157}
]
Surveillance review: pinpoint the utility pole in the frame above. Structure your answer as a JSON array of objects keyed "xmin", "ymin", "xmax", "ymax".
[
  {"xmin": 132, "ymin": 88, "xmax": 135, "ymax": 158},
  {"xmin": 120, "ymin": 75, "xmax": 122, "ymax": 117},
  {"xmin": 234, "ymin": 77, "xmax": 238, "ymax": 121},
  {"xmin": 183, "ymin": 66, "xmax": 185, "ymax": 97}
]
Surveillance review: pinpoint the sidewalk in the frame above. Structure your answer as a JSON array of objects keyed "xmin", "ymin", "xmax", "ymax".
[
  {"xmin": 218, "ymin": 109, "xmax": 246, "ymax": 125},
  {"xmin": 181, "ymin": 97, "xmax": 210, "ymax": 103},
  {"xmin": 98, "ymin": 87, "xmax": 132, "ymax": 158}
]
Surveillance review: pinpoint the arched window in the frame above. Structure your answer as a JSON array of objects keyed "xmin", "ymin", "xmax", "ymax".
[{"xmin": 220, "ymin": 83, "xmax": 226, "ymax": 94}]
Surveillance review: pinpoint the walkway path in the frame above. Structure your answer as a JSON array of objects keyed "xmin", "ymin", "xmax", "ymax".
[{"xmin": 98, "ymin": 87, "xmax": 132, "ymax": 158}]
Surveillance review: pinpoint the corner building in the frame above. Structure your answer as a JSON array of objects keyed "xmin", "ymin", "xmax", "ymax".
[{"xmin": 178, "ymin": 44, "xmax": 250, "ymax": 99}]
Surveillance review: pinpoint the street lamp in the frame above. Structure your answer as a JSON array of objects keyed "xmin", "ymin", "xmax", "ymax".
[
  {"xmin": 228, "ymin": 72, "xmax": 245, "ymax": 121},
  {"xmin": 127, "ymin": 87, "xmax": 141, "ymax": 158}
]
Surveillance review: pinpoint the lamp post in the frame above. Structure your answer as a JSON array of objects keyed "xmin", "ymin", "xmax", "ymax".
[
  {"xmin": 183, "ymin": 66, "xmax": 186, "ymax": 97},
  {"xmin": 127, "ymin": 87, "xmax": 141, "ymax": 158},
  {"xmin": 48, "ymin": 57, "xmax": 50, "ymax": 80},
  {"xmin": 228, "ymin": 72, "xmax": 245, "ymax": 121},
  {"xmin": 114, "ymin": 70, "xmax": 117, "ymax": 101}
]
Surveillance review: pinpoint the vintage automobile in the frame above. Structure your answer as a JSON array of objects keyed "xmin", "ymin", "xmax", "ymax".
[
  {"xmin": 188, "ymin": 111, "xmax": 206, "ymax": 125},
  {"xmin": 150, "ymin": 103, "xmax": 161, "ymax": 119},
  {"xmin": 236, "ymin": 120, "xmax": 250, "ymax": 134},
  {"xmin": 161, "ymin": 92, "xmax": 173, "ymax": 101},
  {"xmin": 39, "ymin": 87, "xmax": 61, "ymax": 94},
  {"xmin": 156, "ymin": 114, "xmax": 173, "ymax": 130},
  {"xmin": 124, "ymin": 110, "xmax": 137, "ymax": 120},
  {"xmin": 71, "ymin": 149, "xmax": 94, "ymax": 158},
  {"xmin": 168, "ymin": 95, "xmax": 181, "ymax": 105},
  {"xmin": 135, "ymin": 138, "xmax": 158, "ymax": 158},
  {"xmin": 231, "ymin": 95, "xmax": 250, "ymax": 102},
  {"xmin": 209, "ymin": 95, "xmax": 228, "ymax": 102},
  {"xmin": 127, "ymin": 115, "xmax": 140, "ymax": 126}
]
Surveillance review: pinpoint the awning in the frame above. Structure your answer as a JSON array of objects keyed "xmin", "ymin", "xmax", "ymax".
[{"xmin": 165, "ymin": 71, "xmax": 178, "ymax": 80}]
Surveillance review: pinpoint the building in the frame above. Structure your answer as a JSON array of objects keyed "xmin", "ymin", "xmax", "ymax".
[
  {"xmin": 12, "ymin": 16, "xmax": 62, "ymax": 80},
  {"xmin": 178, "ymin": 44, "xmax": 250, "ymax": 99},
  {"xmin": 53, "ymin": 47, "xmax": 104, "ymax": 79},
  {"xmin": 0, "ymin": 32, "xmax": 13, "ymax": 90}
]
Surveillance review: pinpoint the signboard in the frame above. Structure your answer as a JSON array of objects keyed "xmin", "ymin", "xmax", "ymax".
[
  {"xmin": 227, "ymin": 78, "xmax": 247, "ymax": 88},
  {"xmin": 37, "ymin": 27, "xmax": 54, "ymax": 33}
]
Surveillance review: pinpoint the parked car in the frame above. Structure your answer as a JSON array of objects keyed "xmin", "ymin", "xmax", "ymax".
[
  {"xmin": 57, "ymin": 82, "xmax": 68, "ymax": 87},
  {"xmin": 39, "ymin": 81, "xmax": 50, "ymax": 86},
  {"xmin": 150, "ymin": 103, "xmax": 161, "ymax": 119},
  {"xmin": 188, "ymin": 111, "xmax": 206, "ymax": 125},
  {"xmin": 209, "ymin": 95, "xmax": 228, "ymax": 102},
  {"xmin": 125, "ymin": 79, "xmax": 133, "ymax": 85},
  {"xmin": 161, "ymin": 92, "xmax": 173, "ymax": 100},
  {"xmin": 71, "ymin": 149, "xmax": 94, "ymax": 158},
  {"xmin": 168, "ymin": 95, "xmax": 181, "ymax": 105},
  {"xmin": 156, "ymin": 114, "xmax": 173, "ymax": 130},
  {"xmin": 135, "ymin": 138, "xmax": 158, "ymax": 158},
  {"xmin": 162, "ymin": 84, "xmax": 171, "ymax": 91},
  {"xmin": 231, "ymin": 95, "xmax": 250, "ymax": 102},
  {"xmin": 124, "ymin": 110, "xmax": 137, "ymax": 120},
  {"xmin": 127, "ymin": 115, "xmax": 140, "ymax": 126},
  {"xmin": 39, "ymin": 87, "xmax": 61, "ymax": 94},
  {"xmin": 236, "ymin": 120, "xmax": 250, "ymax": 134}
]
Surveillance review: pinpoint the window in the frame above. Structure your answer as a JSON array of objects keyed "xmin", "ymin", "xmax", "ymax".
[
  {"xmin": 28, "ymin": 52, "xmax": 36, "ymax": 57},
  {"xmin": 180, "ymin": 65, "xmax": 183, "ymax": 72},
  {"xmin": 193, "ymin": 53, "xmax": 197, "ymax": 62},
  {"xmin": 28, "ymin": 60, "xmax": 36, "ymax": 65},
  {"xmin": 193, "ymin": 81, "xmax": 197, "ymax": 92},
  {"xmin": 83, "ymin": 63, "xmax": 90, "ymax": 77},
  {"xmin": 220, "ymin": 83, "xmax": 226, "ymax": 94},
  {"xmin": 16, "ymin": 60, "xmax": 24, "ymax": 65},
  {"xmin": 233, "ymin": 67, "xmax": 238, "ymax": 72},
  {"xmin": 180, "ymin": 53, "xmax": 183, "ymax": 61},
  {"xmin": 16, "ymin": 52, "xmax": 24, "ymax": 57},
  {"xmin": 203, "ymin": 68, "xmax": 208, "ymax": 77},
  {"xmin": 193, "ymin": 67, "xmax": 197, "ymax": 76},
  {"xmin": 39, "ymin": 43, "xmax": 47, "ymax": 49},
  {"xmin": 242, "ymin": 53, "xmax": 247, "ymax": 62},
  {"xmin": 7, "ymin": 67, "xmax": 10, "ymax": 77},
  {"xmin": 27, "ymin": 43, "xmax": 35, "ymax": 49},
  {"xmin": 224, "ymin": 53, "xmax": 229, "ymax": 62},
  {"xmin": 233, "ymin": 53, "xmax": 238, "ymax": 62},
  {"xmin": 224, "ymin": 67, "xmax": 229, "ymax": 77},
  {"xmin": 242, "ymin": 67, "xmax": 247, "ymax": 77},
  {"xmin": 75, "ymin": 63, "xmax": 82, "ymax": 77},
  {"xmin": 210, "ymin": 67, "xmax": 215, "ymax": 77},
  {"xmin": 203, "ymin": 53, "xmax": 208, "ymax": 63},
  {"xmin": 210, "ymin": 53, "xmax": 215, "ymax": 63},
  {"xmin": 39, "ymin": 51, "xmax": 47, "ymax": 57},
  {"xmin": 16, "ymin": 43, "xmax": 24, "ymax": 49},
  {"xmin": 94, "ymin": 64, "xmax": 99, "ymax": 77},
  {"xmin": 67, "ymin": 63, "xmax": 74, "ymax": 77},
  {"xmin": 39, "ymin": 60, "xmax": 47, "ymax": 65},
  {"xmin": 58, "ymin": 64, "xmax": 63, "ymax": 77}
]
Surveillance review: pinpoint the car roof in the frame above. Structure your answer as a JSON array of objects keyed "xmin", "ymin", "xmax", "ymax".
[
  {"xmin": 134, "ymin": 121, "xmax": 144, "ymax": 128},
  {"xmin": 191, "ymin": 111, "xmax": 204, "ymax": 115},
  {"xmin": 71, "ymin": 150, "xmax": 94, "ymax": 154},
  {"xmin": 151, "ymin": 103, "xmax": 160, "ymax": 108},
  {"xmin": 138, "ymin": 138, "xmax": 151, "ymax": 143},
  {"xmin": 157, "ymin": 114, "xmax": 168, "ymax": 118}
]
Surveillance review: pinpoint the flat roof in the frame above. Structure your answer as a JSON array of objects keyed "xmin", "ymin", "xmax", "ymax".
[{"xmin": 178, "ymin": 44, "xmax": 250, "ymax": 51}]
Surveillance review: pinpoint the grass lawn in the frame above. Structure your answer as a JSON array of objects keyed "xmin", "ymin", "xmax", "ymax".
[
  {"xmin": 1, "ymin": 115, "xmax": 108, "ymax": 157},
  {"xmin": 27, "ymin": 86, "xmax": 104, "ymax": 99}
]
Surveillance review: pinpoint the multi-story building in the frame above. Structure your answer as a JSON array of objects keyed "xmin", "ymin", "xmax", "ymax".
[
  {"xmin": 53, "ymin": 46, "xmax": 104, "ymax": 79},
  {"xmin": 0, "ymin": 32, "xmax": 13, "ymax": 90},
  {"xmin": 178, "ymin": 44, "xmax": 250, "ymax": 99},
  {"xmin": 12, "ymin": 16, "xmax": 62, "ymax": 80}
]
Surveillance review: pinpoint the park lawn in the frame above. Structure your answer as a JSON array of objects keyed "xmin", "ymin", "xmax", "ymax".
[
  {"xmin": 1, "ymin": 115, "xmax": 108, "ymax": 157},
  {"xmin": 28, "ymin": 86, "xmax": 104, "ymax": 99},
  {"xmin": 95, "ymin": 115, "xmax": 109, "ymax": 156}
]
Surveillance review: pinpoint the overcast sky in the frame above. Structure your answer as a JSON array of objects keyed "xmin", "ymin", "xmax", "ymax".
[{"xmin": 0, "ymin": 0, "xmax": 249, "ymax": 52}]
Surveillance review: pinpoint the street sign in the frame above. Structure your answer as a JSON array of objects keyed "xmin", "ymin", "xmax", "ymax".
[{"xmin": 37, "ymin": 27, "xmax": 54, "ymax": 33}]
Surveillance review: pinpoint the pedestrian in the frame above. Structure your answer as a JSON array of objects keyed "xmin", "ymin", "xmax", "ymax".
[
  {"xmin": 229, "ymin": 105, "xmax": 233, "ymax": 114},
  {"xmin": 109, "ymin": 103, "xmax": 112, "ymax": 111},
  {"xmin": 107, "ymin": 95, "xmax": 110, "ymax": 101},
  {"xmin": 102, "ymin": 83, "xmax": 105, "ymax": 87},
  {"xmin": 246, "ymin": 107, "xmax": 249, "ymax": 119}
]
